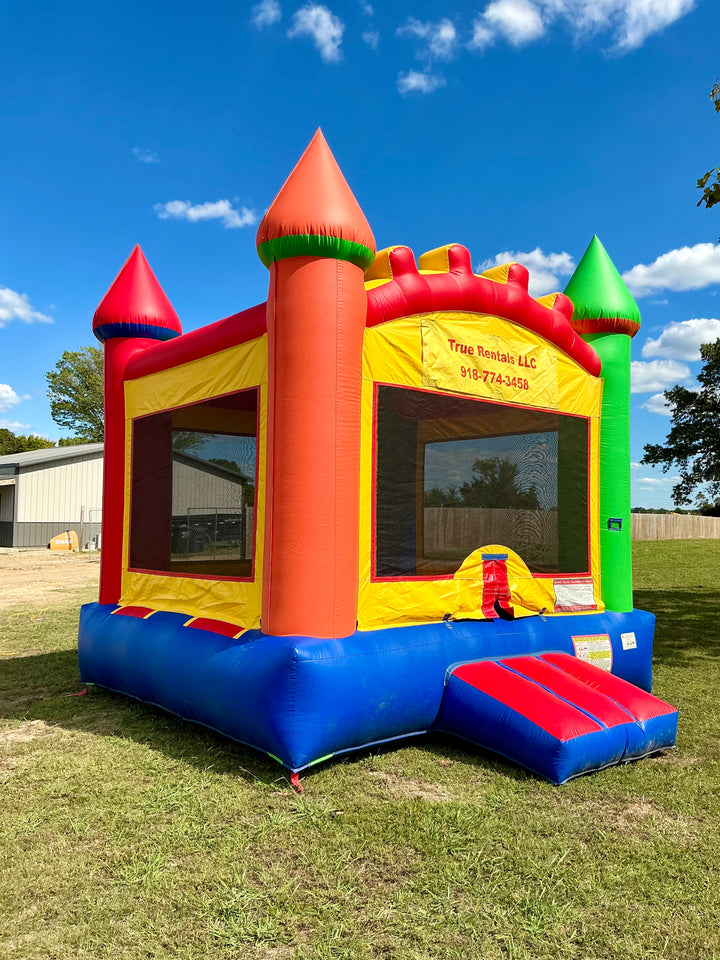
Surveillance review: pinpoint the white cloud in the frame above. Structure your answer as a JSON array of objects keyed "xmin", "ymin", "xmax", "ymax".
[
  {"xmin": 642, "ymin": 318, "xmax": 720, "ymax": 361},
  {"xmin": 397, "ymin": 70, "xmax": 446, "ymax": 95},
  {"xmin": 252, "ymin": 0, "xmax": 281, "ymax": 28},
  {"xmin": 469, "ymin": 0, "xmax": 694, "ymax": 53},
  {"xmin": 362, "ymin": 29, "xmax": 379, "ymax": 49},
  {"xmin": 0, "ymin": 384, "xmax": 27, "ymax": 414},
  {"xmin": 640, "ymin": 392, "xmax": 674, "ymax": 415},
  {"xmin": 605, "ymin": 0, "xmax": 695, "ymax": 51},
  {"xmin": 397, "ymin": 17, "xmax": 458, "ymax": 61},
  {"xmin": 0, "ymin": 287, "xmax": 53, "ymax": 328},
  {"xmin": 471, "ymin": 0, "xmax": 545, "ymax": 49},
  {"xmin": 631, "ymin": 462, "xmax": 643, "ymax": 469},
  {"xmin": 132, "ymin": 147, "xmax": 159, "ymax": 164},
  {"xmin": 154, "ymin": 200, "xmax": 257, "ymax": 229},
  {"xmin": 635, "ymin": 476, "xmax": 666, "ymax": 485},
  {"xmin": 359, "ymin": 0, "xmax": 373, "ymax": 14},
  {"xmin": 478, "ymin": 248, "xmax": 575, "ymax": 296},
  {"xmin": 630, "ymin": 359, "xmax": 691, "ymax": 393},
  {"xmin": 288, "ymin": 4, "xmax": 344, "ymax": 62},
  {"xmin": 0, "ymin": 419, "xmax": 30, "ymax": 430},
  {"xmin": 622, "ymin": 243, "xmax": 720, "ymax": 297}
]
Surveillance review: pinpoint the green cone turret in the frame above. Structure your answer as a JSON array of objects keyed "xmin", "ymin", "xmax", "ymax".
[{"xmin": 564, "ymin": 237, "xmax": 640, "ymax": 613}]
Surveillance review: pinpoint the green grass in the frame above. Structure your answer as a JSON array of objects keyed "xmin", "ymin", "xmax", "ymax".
[{"xmin": 1, "ymin": 544, "xmax": 719, "ymax": 959}]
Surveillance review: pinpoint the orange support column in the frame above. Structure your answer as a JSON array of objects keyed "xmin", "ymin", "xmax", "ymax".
[{"xmin": 257, "ymin": 131, "xmax": 376, "ymax": 638}]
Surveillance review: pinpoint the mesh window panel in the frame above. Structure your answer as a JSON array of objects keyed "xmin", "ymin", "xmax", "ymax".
[
  {"xmin": 375, "ymin": 385, "xmax": 588, "ymax": 578},
  {"xmin": 130, "ymin": 389, "xmax": 257, "ymax": 578}
]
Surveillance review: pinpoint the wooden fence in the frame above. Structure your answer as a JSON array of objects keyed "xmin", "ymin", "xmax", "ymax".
[
  {"xmin": 423, "ymin": 507, "xmax": 720, "ymax": 550},
  {"xmin": 631, "ymin": 513, "xmax": 720, "ymax": 540}
]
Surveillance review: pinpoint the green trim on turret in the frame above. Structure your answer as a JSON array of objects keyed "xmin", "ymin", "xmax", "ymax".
[
  {"xmin": 257, "ymin": 234, "xmax": 375, "ymax": 270},
  {"xmin": 564, "ymin": 236, "xmax": 641, "ymax": 328}
]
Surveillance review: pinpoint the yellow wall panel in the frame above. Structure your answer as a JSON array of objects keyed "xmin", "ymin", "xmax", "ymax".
[{"xmin": 119, "ymin": 339, "xmax": 268, "ymax": 628}]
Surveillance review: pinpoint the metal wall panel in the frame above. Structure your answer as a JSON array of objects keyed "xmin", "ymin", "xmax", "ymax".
[
  {"xmin": 171, "ymin": 460, "xmax": 248, "ymax": 514},
  {"xmin": 15, "ymin": 455, "xmax": 103, "ymax": 523}
]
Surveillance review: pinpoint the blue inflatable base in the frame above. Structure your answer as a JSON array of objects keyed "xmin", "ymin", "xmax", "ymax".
[{"xmin": 78, "ymin": 604, "xmax": 661, "ymax": 777}]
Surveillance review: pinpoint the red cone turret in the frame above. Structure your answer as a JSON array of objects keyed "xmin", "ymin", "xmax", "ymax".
[{"xmin": 92, "ymin": 245, "xmax": 182, "ymax": 342}]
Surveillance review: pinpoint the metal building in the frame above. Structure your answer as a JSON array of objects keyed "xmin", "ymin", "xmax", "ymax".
[{"xmin": 0, "ymin": 444, "xmax": 103, "ymax": 548}]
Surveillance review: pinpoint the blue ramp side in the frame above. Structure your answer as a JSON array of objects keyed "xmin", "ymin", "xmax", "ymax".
[{"xmin": 435, "ymin": 656, "xmax": 677, "ymax": 784}]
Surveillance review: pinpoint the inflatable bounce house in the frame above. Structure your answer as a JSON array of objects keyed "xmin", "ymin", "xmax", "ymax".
[{"xmin": 79, "ymin": 131, "xmax": 678, "ymax": 785}]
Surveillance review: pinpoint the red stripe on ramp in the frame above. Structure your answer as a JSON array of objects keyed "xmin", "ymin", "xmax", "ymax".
[
  {"xmin": 540, "ymin": 653, "xmax": 676, "ymax": 722},
  {"xmin": 503, "ymin": 656, "xmax": 634, "ymax": 728},
  {"xmin": 453, "ymin": 661, "xmax": 602, "ymax": 741}
]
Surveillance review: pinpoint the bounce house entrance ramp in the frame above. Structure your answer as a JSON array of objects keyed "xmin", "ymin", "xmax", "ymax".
[{"xmin": 435, "ymin": 653, "xmax": 678, "ymax": 784}]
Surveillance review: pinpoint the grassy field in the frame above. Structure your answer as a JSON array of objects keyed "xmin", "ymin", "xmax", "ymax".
[{"xmin": 1, "ymin": 542, "xmax": 719, "ymax": 960}]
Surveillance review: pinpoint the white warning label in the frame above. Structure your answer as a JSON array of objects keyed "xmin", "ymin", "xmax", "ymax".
[
  {"xmin": 572, "ymin": 634, "xmax": 613, "ymax": 672},
  {"xmin": 621, "ymin": 632, "xmax": 637, "ymax": 650},
  {"xmin": 553, "ymin": 578, "xmax": 597, "ymax": 612}
]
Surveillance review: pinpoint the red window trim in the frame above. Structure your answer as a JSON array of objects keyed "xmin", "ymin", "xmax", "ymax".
[
  {"xmin": 370, "ymin": 381, "xmax": 592, "ymax": 583},
  {"xmin": 128, "ymin": 386, "xmax": 260, "ymax": 584}
]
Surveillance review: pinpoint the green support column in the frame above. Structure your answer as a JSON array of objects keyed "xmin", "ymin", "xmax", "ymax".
[
  {"xmin": 584, "ymin": 332, "xmax": 633, "ymax": 610},
  {"xmin": 564, "ymin": 236, "xmax": 641, "ymax": 613}
]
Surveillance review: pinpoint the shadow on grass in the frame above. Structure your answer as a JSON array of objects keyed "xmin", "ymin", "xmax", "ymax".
[
  {"xmin": 0, "ymin": 647, "xmax": 283, "ymax": 787},
  {"xmin": 0, "ymin": 647, "xmax": 540, "ymax": 788},
  {"xmin": 635, "ymin": 588, "xmax": 720, "ymax": 666},
  {"xmin": 1, "ymin": 585, "xmax": 715, "ymax": 788}
]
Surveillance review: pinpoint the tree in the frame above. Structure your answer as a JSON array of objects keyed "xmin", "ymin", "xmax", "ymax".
[
  {"xmin": 424, "ymin": 458, "xmax": 541, "ymax": 510},
  {"xmin": 459, "ymin": 458, "xmax": 540, "ymax": 510},
  {"xmin": 697, "ymin": 80, "xmax": 720, "ymax": 238},
  {"xmin": 0, "ymin": 428, "xmax": 54, "ymax": 456},
  {"xmin": 642, "ymin": 340, "xmax": 720, "ymax": 506},
  {"xmin": 424, "ymin": 485, "xmax": 461, "ymax": 507},
  {"xmin": 46, "ymin": 346, "xmax": 104, "ymax": 442}
]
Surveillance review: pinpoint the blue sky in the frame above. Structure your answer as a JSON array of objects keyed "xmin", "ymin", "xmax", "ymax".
[{"xmin": 1, "ymin": 0, "xmax": 718, "ymax": 508}]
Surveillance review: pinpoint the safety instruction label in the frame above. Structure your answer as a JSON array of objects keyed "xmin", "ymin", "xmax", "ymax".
[
  {"xmin": 553, "ymin": 578, "xmax": 597, "ymax": 612},
  {"xmin": 572, "ymin": 634, "xmax": 613, "ymax": 672},
  {"xmin": 421, "ymin": 320, "xmax": 559, "ymax": 409},
  {"xmin": 621, "ymin": 632, "xmax": 637, "ymax": 650}
]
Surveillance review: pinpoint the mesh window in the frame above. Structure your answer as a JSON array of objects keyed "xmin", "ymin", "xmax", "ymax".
[
  {"xmin": 375, "ymin": 385, "xmax": 588, "ymax": 578},
  {"xmin": 130, "ymin": 390, "xmax": 257, "ymax": 577}
]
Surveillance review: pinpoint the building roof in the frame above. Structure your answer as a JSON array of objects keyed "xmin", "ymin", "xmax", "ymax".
[{"xmin": 0, "ymin": 443, "xmax": 103, "ymax": 469}]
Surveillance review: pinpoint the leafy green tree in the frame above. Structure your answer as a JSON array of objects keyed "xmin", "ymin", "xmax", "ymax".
[
  {"xmin": 458, "ymin": 457, "xmax": 541, "ymax": 510},
  {"xmin": 697, "ymin": 80, "xmax": 720, "ymax": 238},
  {"xmin": 424, "ymin": 460, "xmax": 540, "ymax": 509},
  {"xmin": 46, "ymin": 346, "xmax": 104, "ymax": 442},
  {"xmin": 0, "ymin": 428, "xmax": 54, "ymax": 456},
  {"xmin": 424, "ymin": 485, "xmax": 461, "ymax": 507},
  {"xmin": 643, "ymin": 340, "xmax": 720, "ymax": 506}
]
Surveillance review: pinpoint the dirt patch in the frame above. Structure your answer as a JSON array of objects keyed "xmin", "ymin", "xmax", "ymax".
[
  {"xmin": 256, "ymin": 945, "xmax": 298, "ymax": 960},
  {"xmin": 0, "ymin": 719, "xmax": 58, "ymax": 745},
  {"xmin": 0, "ymin": 550, "xmax": 99, "ymax": 612},
  {"xmin": 580, "ymin": 797, "xmax": 698, "ymax": 840},
  {"xmin": 652, "ymin": 750, "xmax": 700, "ymax": 768},
  {"xmin": 368, "ymin": 770, "xmax": 450, "ymax": 802}
]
